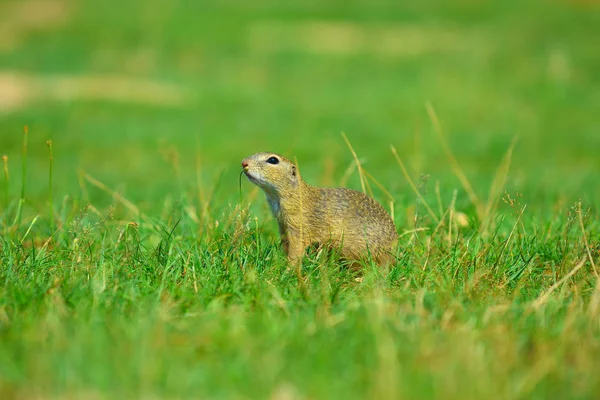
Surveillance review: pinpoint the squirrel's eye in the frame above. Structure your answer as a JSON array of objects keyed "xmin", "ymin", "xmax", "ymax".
[{"xmin": 266, "ymin": 156, "xmax": 279, "ymax": 165}]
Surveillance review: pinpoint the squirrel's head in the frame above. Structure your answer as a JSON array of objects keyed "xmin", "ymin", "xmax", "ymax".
[{"xmin": 241, "ymin": 152, "xmax": 300, "ymax": 194}]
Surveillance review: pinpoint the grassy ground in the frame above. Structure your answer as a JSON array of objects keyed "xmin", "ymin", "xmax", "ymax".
[{"xmin": 1, "ymin": 0, "xmax": 600, "ymax": 398}]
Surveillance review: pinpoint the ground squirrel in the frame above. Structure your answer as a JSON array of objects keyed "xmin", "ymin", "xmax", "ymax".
[{"xmin": 241, "ymin": 152, "xmax": 397, "ymax": 266}]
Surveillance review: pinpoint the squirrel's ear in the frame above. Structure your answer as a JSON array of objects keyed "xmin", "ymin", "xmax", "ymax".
[{"xmin": 290, "ymin": 165, "xmax": 298, "ymax": 186}]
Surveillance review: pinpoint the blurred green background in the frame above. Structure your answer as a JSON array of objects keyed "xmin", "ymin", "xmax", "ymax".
[
  {"xmin": 1, "ymin": 0, "xmax": 599, "ymax": 214},
  {"xmin": 2, "ymin": 1, "xmax": 600, "ymax": 399}
]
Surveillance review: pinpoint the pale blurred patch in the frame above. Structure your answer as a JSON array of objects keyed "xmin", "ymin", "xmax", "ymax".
[
  {"xmin": 91, "ymin": 47, "xmax": 160, "ymax": 76},
  {"xmin": 0, "ymin": 0, "xmax": 71, "ymax": 51},
  {"xmin": 0, "ymin": 70, "xmax": 194, "ymax": 112},
  {"xmin": 453, "ymin": 211, "xmax": 470, "ymax": 228},
  {"xmin": 547, "ymin": 47, "xmax": 572, "ymax": 83},
  {"xmin": 270, "ymin": 383, "xmax": 303, "ymax": 400},
  {"xmin": 248, "ymin": 20, "xmax": 488, "ymax": 57}
]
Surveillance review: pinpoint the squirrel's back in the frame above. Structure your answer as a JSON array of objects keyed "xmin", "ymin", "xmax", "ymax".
[{"xmin": 307, "ymin": 187, "xmax": 397, "ymax": 261}]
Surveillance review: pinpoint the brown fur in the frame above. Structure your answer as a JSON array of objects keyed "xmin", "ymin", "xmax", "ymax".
[{"xmin": 241, "ymin": 152, "xmax": 398, "ymax": 266}]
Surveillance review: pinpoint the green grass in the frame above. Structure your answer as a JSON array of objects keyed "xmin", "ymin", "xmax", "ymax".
[{"xmin": 1, "ymin": 0, "xmax": 600, "ymax": 398}]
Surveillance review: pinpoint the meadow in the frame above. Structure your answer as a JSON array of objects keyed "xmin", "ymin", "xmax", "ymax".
[{"xmin": 1, "ymin": 0, "xmax": 600, "ymax": 398}]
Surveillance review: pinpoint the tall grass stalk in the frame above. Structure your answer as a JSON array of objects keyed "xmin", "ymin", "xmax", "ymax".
[
  {"xmin": 14, "ymin": 125, "xmax": 28, "ymax": 232},
  {"xmin": 2, "ymin": 154, "xmax": 8, "ymax": 237},
  {"xmin": 47, "ymin": 140, "xmax": 54, "ymax": 231}
]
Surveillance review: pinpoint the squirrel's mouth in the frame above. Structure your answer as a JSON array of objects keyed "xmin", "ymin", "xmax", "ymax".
[{"xmin": 243, "ymin": 169, "xmax": 259, "ymax": 183}]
